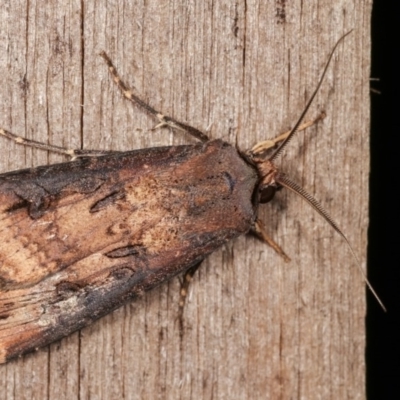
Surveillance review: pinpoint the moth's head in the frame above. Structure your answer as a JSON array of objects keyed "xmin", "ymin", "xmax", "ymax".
[
  {"xmin": 246, "ymin": 110, "xmax": 329, "ymax": 205},
  {"xmin": 249, "ymin": 155, "xmax": 282, "ymax": 205},
  {"xmin": 246, "ymin": 120, "xmax": 323, "ymax": 212}
]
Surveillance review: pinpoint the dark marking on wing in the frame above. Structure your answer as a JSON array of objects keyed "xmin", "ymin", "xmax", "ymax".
[
  {"xmin": 105, "ymin": 245, "xmax": 143, "ymax": 258},
  {"xmin": 90, "ymin": 190, "xmax": 126, "ymax": 213}
]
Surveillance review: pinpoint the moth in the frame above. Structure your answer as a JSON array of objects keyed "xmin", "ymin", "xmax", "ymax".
[{"xmin": 0, "ymin": 33, "xmax": 379, "ymax": 364}]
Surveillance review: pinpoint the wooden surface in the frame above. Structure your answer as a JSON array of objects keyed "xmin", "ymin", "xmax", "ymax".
[{"xmin": 0, "ymin": 1, "xmax": 371, "ymax": 399}]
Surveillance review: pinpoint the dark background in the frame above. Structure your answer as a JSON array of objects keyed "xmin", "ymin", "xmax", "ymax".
[{"xmin": 367, "ymin": 2, "xmax": 398, "ymax": 399}]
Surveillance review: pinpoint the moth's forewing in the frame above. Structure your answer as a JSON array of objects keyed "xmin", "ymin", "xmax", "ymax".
[{"xmin": 0, "ymin": 139, "xmax": 258, "ymax": 363}]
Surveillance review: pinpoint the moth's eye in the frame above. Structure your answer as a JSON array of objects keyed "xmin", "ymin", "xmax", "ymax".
[{"xmin": 258, "ymin": 185, "xmax": 277, "ymax": 204}]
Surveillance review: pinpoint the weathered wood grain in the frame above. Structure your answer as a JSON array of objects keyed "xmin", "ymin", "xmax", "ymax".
[{"xmin": 0, "ymin": 1, "xmax": 371, "ymax": 399}]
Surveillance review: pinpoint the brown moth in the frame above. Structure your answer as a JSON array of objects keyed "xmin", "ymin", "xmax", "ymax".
[{"xmin": 0, "ymin": 32, "xmax": 376, "ymax": 364}]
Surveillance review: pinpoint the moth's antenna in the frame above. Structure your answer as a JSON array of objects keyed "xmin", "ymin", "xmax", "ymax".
[
  {"xmin": 277, "ymin": 174, "xmax": 386, "ymax": 311},
  {"xmin": 269, "ymin": 30, "xmax": 353, "ymax": 163},
  {"xmin": 259, "ymin": 30, "xmax": 385, "ymax": 310},
  {"xmin": 250, "ymin": 31, "xmax": 384, "ymax": 310}
]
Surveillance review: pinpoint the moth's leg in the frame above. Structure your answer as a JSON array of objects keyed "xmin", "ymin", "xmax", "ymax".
[
  {"xmin": 178, "ymin": 261, "xmax": 203, "ymax": 334},
  {"xmin": 249, "ymin": 112, "xmax": 326, "ymax": 156},
  {"xmin": 100, "ymin": 51, "xmax": 209, "ymax": 143},
  {"xmin": 252, "ymin": 218, "xmax": 291, "ymax": 262},
  {"xmin": 0, "ymin": 128, "xmax": 120, "ymax": 160}
]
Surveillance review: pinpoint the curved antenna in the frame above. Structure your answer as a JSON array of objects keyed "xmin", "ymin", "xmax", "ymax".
[
  {"xmin": 269, "ymin": 30, "xmax": 353, "ymax": 163},
  {"xmin": 277, "ymin": 174, "xmax": 386, "ymax": 311}
]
